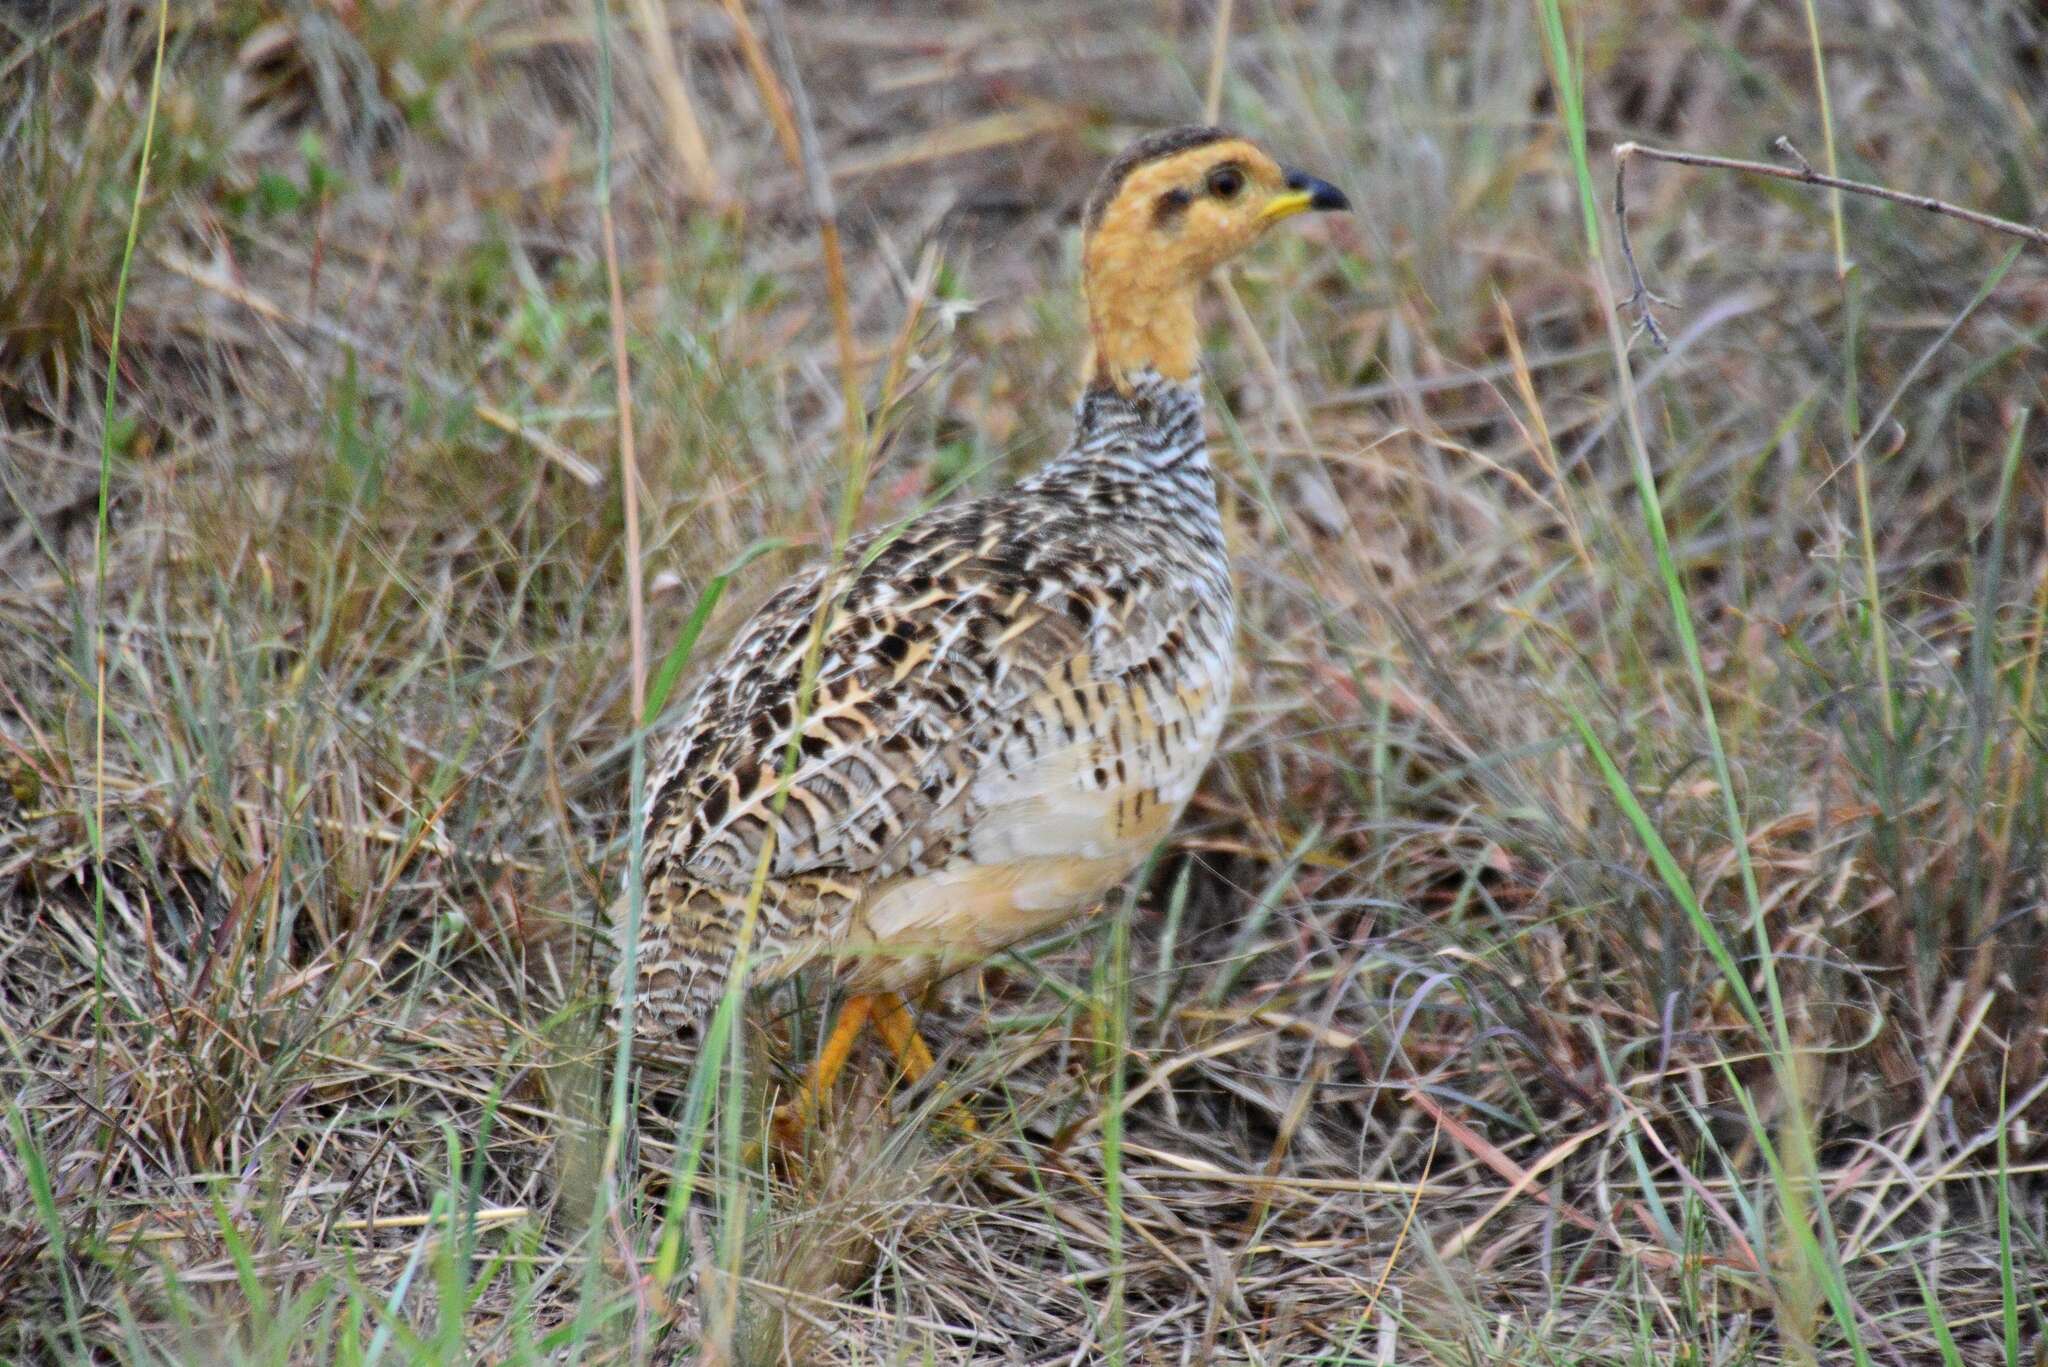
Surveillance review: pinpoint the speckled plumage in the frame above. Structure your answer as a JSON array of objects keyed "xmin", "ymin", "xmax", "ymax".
[
  {"xmin": 620, "ymin": 371, "xmax": 1232, "ymax": 1057},
  {"xmin": 615, "ymin": 128, "xmax": 1349, "ymax": 1077}
]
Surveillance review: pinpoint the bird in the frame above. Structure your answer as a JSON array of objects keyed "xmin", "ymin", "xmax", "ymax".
[{"xmin": 617, "ymin": 125, "xmax": 1348, "ymax": 1137}]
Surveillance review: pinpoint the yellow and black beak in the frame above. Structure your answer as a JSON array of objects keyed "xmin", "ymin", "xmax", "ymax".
[{"xmin": 1259, "ymin": 167, "xmax": 1351, "ymax": 223}]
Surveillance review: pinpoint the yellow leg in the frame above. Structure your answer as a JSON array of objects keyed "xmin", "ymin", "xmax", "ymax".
[
  {"xmin": 766, "ymin": 989, "xmax": 975, "ymax": 1155},
  {"xmin": 869, "ymin": 991, "xmax": 935, "ymax": 1084},
  {"xmin": 801, "ymin": 993, "xmax": 875, "ymax": 1113},
  {"xmin": 871, "ymin": 990, "xmax": 977, "ymax": 1135},
  {"xmin": 769, "ymin": 993, "xmax": 875, "ymax": 1151}
]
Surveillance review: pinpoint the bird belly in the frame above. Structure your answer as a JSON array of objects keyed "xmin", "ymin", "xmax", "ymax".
[
  {"xmin": 840, "ymin": 651, "xmax": 1230, "ymax": 993},
  {"xmin": 842, "ymin": 846, "xmax": 1141, "ymax": 992}
]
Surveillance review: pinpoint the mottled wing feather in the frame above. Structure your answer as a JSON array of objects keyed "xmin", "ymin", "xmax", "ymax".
[
  {"xmin": 646, "ymin": 511, "xmax": 1100, "ymax": 889},
  {"xmin": 622, "ymin": 372, "xmax": 1234, "ymax": 1049}
]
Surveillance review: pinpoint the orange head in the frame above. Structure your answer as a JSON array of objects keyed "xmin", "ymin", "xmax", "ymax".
[{"xmin": 1080, "ymin": 126, "xmax": 1348, "ymax": 390}]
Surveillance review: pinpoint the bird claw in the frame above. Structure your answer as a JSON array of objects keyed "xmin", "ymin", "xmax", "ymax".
[
  {"xmin": 936, "ymin": 1100, "xmax": 980, "ymax": 1138},
  {"xmin": 737, "ymin": 1099, "xmax": 810, "ymax": 1171},
  {"xmin": 768, "ymin": 1100, "xmax": 807, "ymax": 1154}
]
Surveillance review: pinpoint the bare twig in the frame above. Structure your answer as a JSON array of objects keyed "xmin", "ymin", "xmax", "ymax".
[
  {"xmin": 1617, "ymin": 138, "xmax": 2048, "ymax": 248},
  {"xmin": 1774, "ymin": 134, "xmax": 1817, "ymax": 177},
  {"xmin": 1609, "ymin": 143, "xmax": 1672, "ymax": 349},
  {"xmin": 1613, "ymin": 135, "xmax": 2047, "ymax": 349}
]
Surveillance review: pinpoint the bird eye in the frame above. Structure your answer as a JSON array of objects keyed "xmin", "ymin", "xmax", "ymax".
[{"xmin": 1207, "ymin": 166, "xmax": 1245, "ymax": 199}]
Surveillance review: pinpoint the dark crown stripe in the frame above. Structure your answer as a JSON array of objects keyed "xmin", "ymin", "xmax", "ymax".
[{"xmin": 1082, "ymin": 125, "xmax": 1240, "ymax": 234}]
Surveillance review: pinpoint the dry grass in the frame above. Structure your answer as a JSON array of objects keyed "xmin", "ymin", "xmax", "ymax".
[{"xmin": 3, "ymin": 1, "xmax": 2046, "ymax": 1362}]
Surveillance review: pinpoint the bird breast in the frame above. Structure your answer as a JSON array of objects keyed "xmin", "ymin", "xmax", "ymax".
[{"xmin": 842, "ymin": 586, "xmax": 1234, "ymax": 991}]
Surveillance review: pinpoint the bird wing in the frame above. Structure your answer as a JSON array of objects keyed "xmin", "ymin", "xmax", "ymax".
[{"xmin": 642, "ymin": 498, "xmax": 1136, "ymax": 894}]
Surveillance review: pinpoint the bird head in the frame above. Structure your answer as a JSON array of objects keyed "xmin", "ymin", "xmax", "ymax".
[{"xmin": 1080, "ymin": 125, "xmax": 1348, "ymax": 390}]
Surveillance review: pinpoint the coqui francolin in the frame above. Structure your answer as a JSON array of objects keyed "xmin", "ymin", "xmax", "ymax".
[{"xmin": 617, "ymin": 125, "xmax": 1349, "ymax": 1142}]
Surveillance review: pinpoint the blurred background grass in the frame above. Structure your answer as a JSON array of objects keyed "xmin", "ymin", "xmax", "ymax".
[{"xmin": 2, "ymin": 0, "xmax": 2044, "ymax": 1361}]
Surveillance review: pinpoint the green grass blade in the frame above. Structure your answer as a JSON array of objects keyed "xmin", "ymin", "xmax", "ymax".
[
  {"xmin": 86, "ymin": 0, "xmax": 169, "ymax": 1127},
  {"xmin": 1911, "ymin": 1266, "xmax": 1967, "ymax": 1367},
  {"xmin": 1997, "ymin": 1066, "xmax": 2019, "ymax": 1367},
  {"xmin": 1559, "ymin": 698, "xmax": 1763, "ymax": 1039},
  {"xmin": 651, "ymin": 979, "xmax": 745, "ymax": 1288},
  {"xmin": 643, "ymin": 537, "xmax": 790, "ymax": 726},
  {"xmin": 1723, "ymin": 1071, "xmax": 1869, "ymax": 1366},
  {"xmin": 363, "ymin": 1191, "xmax": 446, "ymax": 1367},
  {"xmin": 7, "ymin": 1102, "xmax": 85, "ymax": 1360}
]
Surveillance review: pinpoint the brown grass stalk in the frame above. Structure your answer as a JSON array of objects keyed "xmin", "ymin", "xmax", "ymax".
[{"xmin": 626, "ymin": 0, "xmax": 722, "ymax": 204}]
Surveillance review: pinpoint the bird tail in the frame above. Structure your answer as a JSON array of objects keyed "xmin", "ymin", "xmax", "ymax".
[{"xmin": 603, "ymin": 886, "xmax": 734, "ymax": 1075}]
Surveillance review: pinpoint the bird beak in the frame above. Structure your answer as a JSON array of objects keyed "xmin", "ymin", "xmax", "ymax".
[{"xmin": 1259, "ymin": 168, "xmax": 1351, "ymax": 223}]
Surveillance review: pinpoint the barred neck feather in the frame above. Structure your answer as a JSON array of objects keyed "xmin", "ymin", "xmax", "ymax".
[{"xmin": 1033, "ymin": 368, "xmax": 1210, "ymax": 495}]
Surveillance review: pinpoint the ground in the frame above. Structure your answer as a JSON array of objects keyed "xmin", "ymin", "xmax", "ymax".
[{"xmin": 1, "ymin": 1, "xmax": 2045, "ymax": 1362}]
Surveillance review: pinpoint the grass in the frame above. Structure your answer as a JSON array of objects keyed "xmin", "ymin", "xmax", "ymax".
[{"xmin": 3, "ymin": 0, "xmax": 2046, "ymax": 1361}]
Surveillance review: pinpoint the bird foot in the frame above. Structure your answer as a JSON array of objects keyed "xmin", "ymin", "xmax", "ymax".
[
  {"xmin": 735, "ymin": 1098, "xmax": 811, "ymax": 1172},
  {"xmin": 935, "ymin": 1100, "xmax": 979, "ymax": 1138},
  {"xmin": 768, "ymin": 1100, "xmax": 808, "ymax": 1154}
]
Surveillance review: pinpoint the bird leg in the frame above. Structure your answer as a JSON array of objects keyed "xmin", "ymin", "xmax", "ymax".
[
  {"xmin": 800, "ymin": 993, "xmax": 875, "ymax": 1111},
  {"xmin": 868, "ymin": 990, "xmax": 935, "ymax": 1084},
  {"xmin": 768, "ymin": 992, "xmax": 876, "ymax": 1151},
  {"xmin": 767, "ymin": 990, "xmax": 975, "ymax": 1153},
  {"xmin": 872, "ymin": 990, "xmax": 977, "ymax": 1135}
]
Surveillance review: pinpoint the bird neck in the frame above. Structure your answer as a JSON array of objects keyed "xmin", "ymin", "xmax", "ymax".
[
  {"xmin": 1043, "ymin": 368, "xmax": 1210, "ymax": 490},
  {"xmin": 1082, "ymin": 238, "xmax": 1200, "ymax": 390}
]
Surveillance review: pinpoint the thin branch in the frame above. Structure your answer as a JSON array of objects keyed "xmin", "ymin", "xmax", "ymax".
[
  {"xmin": 1611, "ymin": 136, "xmax": 2046, "ymax": 349},
  {"xmin": 1774, "ymin": 136, "xmax": 1816, "ymax": 176},
  {"xmin": 1609, "ymin": 142, "xmax": 1671, "ymax": 349},
  {"xmin": 1616, "ymin": 138, "xmax": 2048, "ymax": 250}
]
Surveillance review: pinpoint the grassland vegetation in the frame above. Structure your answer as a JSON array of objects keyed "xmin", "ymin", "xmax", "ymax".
[{"xmin": 1, "ymin": 1, "xmax": 2044, "ymax": 1361}]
